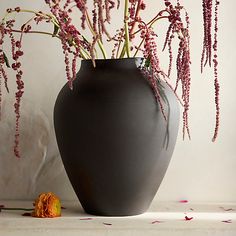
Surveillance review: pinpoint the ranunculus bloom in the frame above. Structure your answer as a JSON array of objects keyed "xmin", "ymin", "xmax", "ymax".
[{"xmin": 32, "ymin": 192, "xmax": 61, "ymax": 218}]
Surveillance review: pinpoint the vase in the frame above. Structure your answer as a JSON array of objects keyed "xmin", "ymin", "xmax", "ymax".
[{"xmin": 54, "ymin": 58, "xmax": 179, "ymax": 216}]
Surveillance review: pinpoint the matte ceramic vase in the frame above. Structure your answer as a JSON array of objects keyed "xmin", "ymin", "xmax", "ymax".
[{"xmin": 54, "ymin": 58, "xmax": 179, "ymax": 216}]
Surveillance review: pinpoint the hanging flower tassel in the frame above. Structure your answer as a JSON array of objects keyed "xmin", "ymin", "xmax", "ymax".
[
  {"xmin": 162, "ymin": 0, "xmax": 192, "ymax": 139},
  {"xmin": 201, "ymin": 0, "xmax": 213, "ymax": 71},
  {"xmin": 201, "ymin": 0, "xmax": 220, "ymax": 141},
  {"xmin": 211, "ymin": 0, "xmax": 220, "ymax": 142}
]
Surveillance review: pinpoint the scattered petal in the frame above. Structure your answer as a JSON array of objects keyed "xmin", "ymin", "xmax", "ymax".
[
  {"xmin": 103, "ymin": 222, "xmax": 112, "ymax": 226},
  {"xmin": 184, "ymin": 216, "xmax": 193, "ymax": 221},
  {"xmin": 151, "ymin": 220, "xmax": 164, "ymax": 224},
  {"xmin": 179, "ymin": 200, "xmax": 188, "ymax": 203},
  {"xmin": 222, "ymin": 220, "xmax": 232, "ymax": 224}
]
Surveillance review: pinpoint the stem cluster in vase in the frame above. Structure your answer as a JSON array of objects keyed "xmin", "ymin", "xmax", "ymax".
[{"xmin": 0, "ymin": 0, "xmax": 220, "ymax": 157}]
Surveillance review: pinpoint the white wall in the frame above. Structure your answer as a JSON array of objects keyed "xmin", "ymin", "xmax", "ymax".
[{"xmin": 0, "ymin": 0, "xmax": 235, "ymax": 203}]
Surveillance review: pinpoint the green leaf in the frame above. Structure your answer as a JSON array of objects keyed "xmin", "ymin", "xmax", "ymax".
[
  {"xmin": 52, "ymin": 24, "xmax": 59, "ymax": 37},
  {"xmin": 3, "ymin": 52, "xmax": 10, "ymax": 68},
  {"xmin": 144, "ymin": 57, "xmax": 151, "ymax": 68}
]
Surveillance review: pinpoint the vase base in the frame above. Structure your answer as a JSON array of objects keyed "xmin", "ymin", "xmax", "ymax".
[{"xmin": 84, "ymin": 208, "xmax": 146, "ymax": 217}]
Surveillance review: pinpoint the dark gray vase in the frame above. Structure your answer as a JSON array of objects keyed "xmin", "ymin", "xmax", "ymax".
[{"xmin": 54, "ymin": 58, "xmax": 179, "ymax": 216}]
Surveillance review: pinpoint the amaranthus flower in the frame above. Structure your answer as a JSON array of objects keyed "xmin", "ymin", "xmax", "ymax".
[{"xmin": 0, "ymin": 0, "xmax": 221, "ymax": 158}]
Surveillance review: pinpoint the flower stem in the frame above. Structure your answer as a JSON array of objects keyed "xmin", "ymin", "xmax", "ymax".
[
  {"xmin": 133, "ymin": 15, "xmax": 169, "ymax": 57},
  {"xmin": 124, "ymin": 0, "xmax": 130, "ymax": 57},
  {"xmin": 85, "ymin": 10, "xmax": 107, "ymax": 59},
  {"xmin": 130, "ymin": 0, "xmax": 142, "ymax": 35},
  {"xmin": 10, "ymin": 29, "xmax": 89, "ymax": 59},
  {"xmin": 133, "ymin": 15, "xmax": 169, "ymax": 35},
  {"xmin": 11, "ymin": 29, "xmax": 57, "ymax": 37},
  {"xmin": 133, "ymin": 38, "xmax": 144, "ymax": 57},
  {"xmin": 1, "ymin": 9, "xmax": 59, "ymax": 28},
  {"xmin": 0, "ymin": 207, "xmax": 34, "ymax": 211},
  {"xmin": 115, "ymin": 38, "xmax": 123, "ymax": 58}
]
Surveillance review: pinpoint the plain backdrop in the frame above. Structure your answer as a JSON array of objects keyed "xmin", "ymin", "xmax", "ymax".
[{"xmin": 0, "ymin": 0, "xmax": 235, "ymax": 203}]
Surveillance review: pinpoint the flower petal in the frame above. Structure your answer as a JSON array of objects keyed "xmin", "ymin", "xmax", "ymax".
[{"xmin": 185, "ymin": 216, "xmax": 193, "ymax": 221}]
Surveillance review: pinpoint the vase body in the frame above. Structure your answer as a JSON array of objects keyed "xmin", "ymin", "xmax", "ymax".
[{"xmin": 54, "ymin": 58, "xmax": 179, "ymax": 216}]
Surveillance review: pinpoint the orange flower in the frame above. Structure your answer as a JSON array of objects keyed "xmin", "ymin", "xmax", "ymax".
[{"xmin": 32, "ymin": 192, "xmax": 61, "ymax": 218}]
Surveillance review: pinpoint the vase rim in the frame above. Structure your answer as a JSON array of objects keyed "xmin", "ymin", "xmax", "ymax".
[
  {"xmin": 80, "ymin": 57, "xmax": 144, "ymax": 70},
  {"xmin": 81, "ymin": 57, "xmax": 143, "ymax": 61}
]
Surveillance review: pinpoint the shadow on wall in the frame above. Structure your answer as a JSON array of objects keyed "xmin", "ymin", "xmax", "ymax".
[{"xmin": 0, "ymin": 98, "xmax": 76, "ymax": 200}]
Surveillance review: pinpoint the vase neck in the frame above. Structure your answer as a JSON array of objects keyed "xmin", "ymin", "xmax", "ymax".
[{"xmin": 80, "ymin": 58, "xmax": 142, "ymax": 71}]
